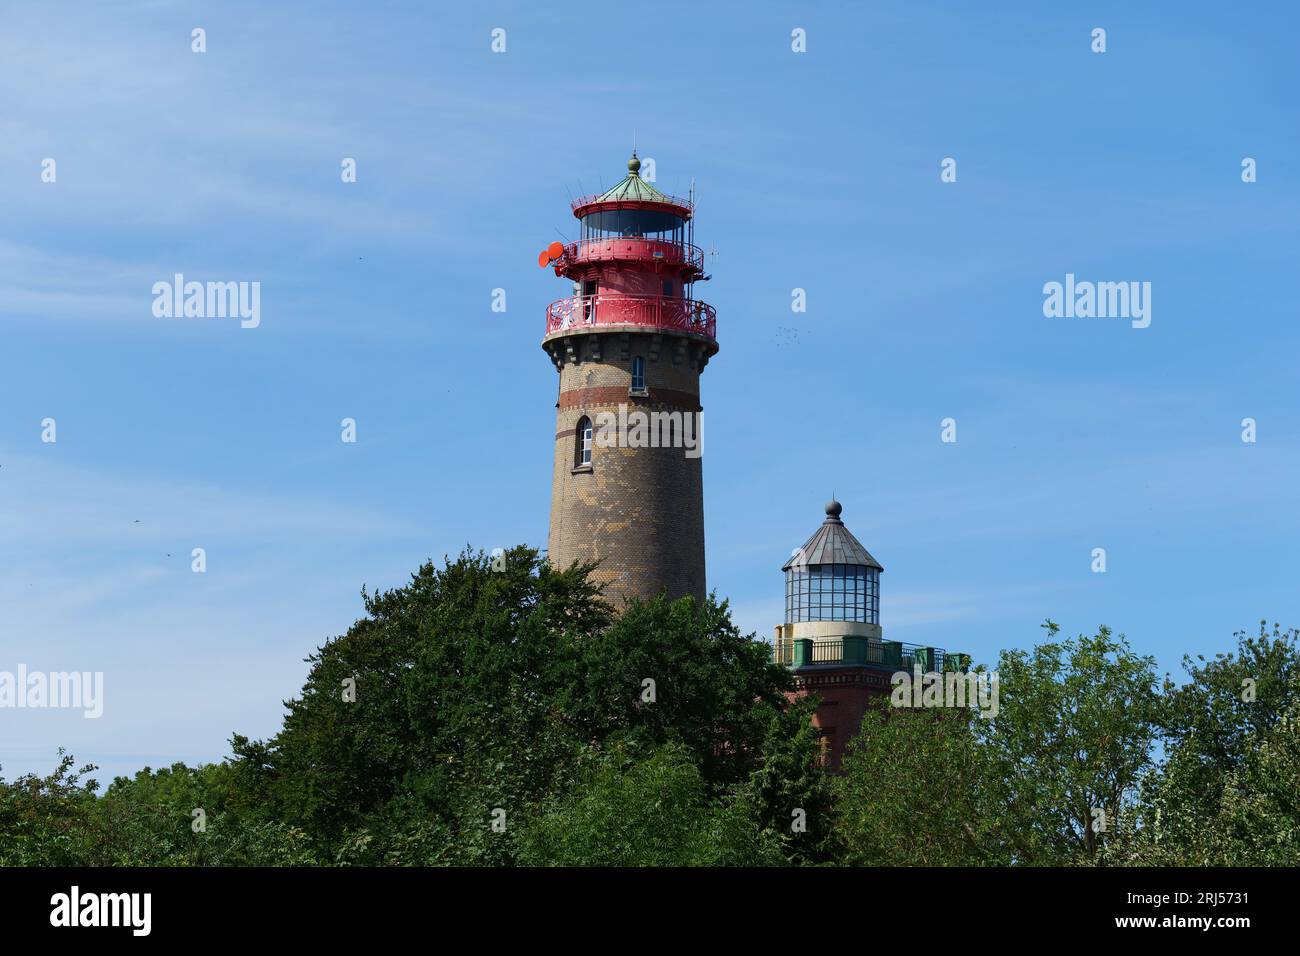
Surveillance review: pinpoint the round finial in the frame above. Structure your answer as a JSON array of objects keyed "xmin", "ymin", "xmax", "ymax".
[
  {"xmin": 825, "ymin": 499, "xmax": 842, "ymax": 518},
  {"xmin": 628, "ymin": 151, "xmax": 641, "ymax": 176}
]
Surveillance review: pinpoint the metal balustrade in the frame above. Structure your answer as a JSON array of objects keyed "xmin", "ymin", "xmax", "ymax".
[
  {"xmin": 774, "ymin": 637, "xmax": 968, "ymax": 672},
  {"xmin": 559, "ymin": 237, "xmax": 705, "ymax": 273},
  {"xmin": 544, "ymin": 293, "xmax": 716, "ymax": 341}
]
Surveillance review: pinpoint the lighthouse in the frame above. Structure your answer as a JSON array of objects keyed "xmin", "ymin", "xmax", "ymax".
[
  {"xmin": 540, "ymin": 152, "xmax": 717, "ymax": 605},
  {"xmin": 774, "ymin": 500, "xmax": 970, "ymax": 770}
]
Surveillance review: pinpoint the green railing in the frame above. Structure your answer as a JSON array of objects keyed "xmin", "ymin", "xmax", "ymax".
[{"xmin": 776, "ymin": 637, "xmax": 970, "ymax": 672}]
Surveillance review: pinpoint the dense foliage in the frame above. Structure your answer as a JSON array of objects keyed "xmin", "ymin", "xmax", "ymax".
[
  {"xmin": 836, "ymin": 621, "xmax": 1299, "ymax": 866},
  {"xmin": 2, "ymin": 549, "xmax": 1296, "ymax": 866}
]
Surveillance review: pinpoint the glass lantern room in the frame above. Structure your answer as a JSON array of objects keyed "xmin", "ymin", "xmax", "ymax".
[
  {"xmin": 786, "ymin": 564, "xmax": 880, "ymax": 624},
  {"xmin": 781, "ymin": 501, "xmax": 884, "ymax": 625}
]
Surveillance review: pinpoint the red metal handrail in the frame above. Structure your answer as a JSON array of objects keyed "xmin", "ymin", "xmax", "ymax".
[
  {"xmin": 560, "ymin": 237, "xmax": 704, "ymax": 273},
  {"xmin": 545, "ymin": 294, "xmax": 716, "ymax": 341}
]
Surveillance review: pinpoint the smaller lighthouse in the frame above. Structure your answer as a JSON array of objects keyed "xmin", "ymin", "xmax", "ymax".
[
  {"xmin": 774, "ymin": 500, "xmax": 967, "ymax": 770},
  {"xmin": 778, "ymin": 499, "xmax": 884, "ymax": 649}
]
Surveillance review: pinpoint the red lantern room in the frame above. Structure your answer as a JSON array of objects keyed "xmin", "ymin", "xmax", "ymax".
[{"xmin": 542, "ymin": 151, "xmax": 717, "ymax": 348}]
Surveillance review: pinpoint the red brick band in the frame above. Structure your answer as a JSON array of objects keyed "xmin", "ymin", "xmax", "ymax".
[{"xmin": 556, "ymin": 412, "xmax": 703, "ymax": 442}]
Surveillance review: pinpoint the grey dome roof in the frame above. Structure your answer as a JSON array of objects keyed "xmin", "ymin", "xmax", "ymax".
[{"xmin": 782, "ymin": 500, "xmax": 883, "ymax": 572}]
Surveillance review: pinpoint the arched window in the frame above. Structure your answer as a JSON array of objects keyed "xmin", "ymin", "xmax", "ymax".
[
  {"xmin": 575, "ymin": 416, "xmax": 593, "ymax": 467},
  {"xmin": 631, "ymin": 356, "xmax": 646, "ymax": 392}
]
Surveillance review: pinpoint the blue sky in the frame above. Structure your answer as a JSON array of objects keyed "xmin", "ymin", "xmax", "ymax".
[{"xmin": 2, "ymin": 0, "xmax": 1298, "ymax": 782}]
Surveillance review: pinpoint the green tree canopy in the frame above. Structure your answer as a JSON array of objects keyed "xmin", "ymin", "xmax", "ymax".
[
  {"xmin": 1109, "ymin": 622, "xmax": 1300, "ymax": 865},
  {"xmin": 837, "ymin": 623, "xmax": 1161, "ymax": 865},
  {"xmin": 223, "ymin": 546, "xmax": 824, "ymax": 864}
]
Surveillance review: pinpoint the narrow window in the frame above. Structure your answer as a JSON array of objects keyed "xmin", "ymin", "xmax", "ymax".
[
  {"xmin": 662, "ymin": 279, "xmax": 674, "ymax": 297},
  {"xmin": 631, "ymin": 356, "xmax": 646, "ymax": 392},
  {"xmin": 575, "ymin": 416, "xmax": 592, "ymax": 467},
  {"xmin": 817, "ymin": 730, "xmax": 833, "ymax": 769}
]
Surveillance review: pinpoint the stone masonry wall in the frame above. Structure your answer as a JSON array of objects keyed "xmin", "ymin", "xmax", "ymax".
[{"xmin": 545, "ymin": 328, "xmax": 710, "ymax": 606}]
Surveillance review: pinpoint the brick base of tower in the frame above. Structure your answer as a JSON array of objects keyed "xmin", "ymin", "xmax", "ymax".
[
  {"xmin": 544, "ymin": 328, "xmax": 711, "ymax": 606},
  {"xmin": 787, "ymin": 666, "xmax": 894, "ymax": 772}
]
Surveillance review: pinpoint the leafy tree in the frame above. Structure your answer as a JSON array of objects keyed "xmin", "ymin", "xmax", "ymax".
[
  {"xmin": 3, "ymin": 548, "xmax": 823, "ymax": 866},
  {"xmin": 20, "ymin": 554, "xmax": 1288, "ymax": 868},
  {"xmin": 744, "ymin": 693, "xmax": 838, "ymax": 862},
  {"xmin": 516, "ymin": 744, "xmax": 786, "ymax": 866},
  {"xmin": 564, "ymin": 590, "xmax": 791, "ymax": 785},
  {"xmin": 243, "ymin": 547, "xmax": 605, "ymax": 857},
  {"xmin": 0, "ymin": 750, "xmax": 99, "ymax": 866},
  {"xmin": 836, "ymin": 704, "xmax": 1005, "ymax": 866},
  {"xmin": 1209, "ymin": 687, "xmax": 1300, "ymax": 864},
  {"xmin": 1108, "ymin": 623, "xmax": 1300, "ymax": 865},
  {"xmin": 90, "ymin": 763, "xmax": 211, "ymax": 865},
  {"xmin": 1159, "ymin": 622, "xmax": 1299, "ymax": 818},
  {"xmin": 836, "ymin": 623, "xmax": 1161, "ymax": 866},
  {"xmin": 980, "ymin": 623, "xmax": 1161, "ymax": 864},
  {"xmin": 223, "ymin": 546, "xmax": 816, "ymax": 864},
  {"xmin": 83, "ymin": 761, "xmax": 317, "ymax": 866}
]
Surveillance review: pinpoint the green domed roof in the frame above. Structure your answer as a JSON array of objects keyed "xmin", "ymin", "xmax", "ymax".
[{"xmin": 595, "ymin": 151, "xmax": 676, "ymax": 205}]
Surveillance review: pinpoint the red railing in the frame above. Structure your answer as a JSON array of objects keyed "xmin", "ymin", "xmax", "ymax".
[
  {"xmin": 545, "ymin": 294, "xmax": 716, "ymax": 341},
  {"xmin": 560, "ymin": 237, "xmax": 704, "ymax": 273}
]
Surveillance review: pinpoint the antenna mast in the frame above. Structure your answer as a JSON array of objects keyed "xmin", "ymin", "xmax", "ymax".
[
  {"xmin": 688, "ymin": 178, "xmax": 695, "ymax": 257},
  {"xmin": 688, "ymin": 178, "xmax": 696, "ymax": 294}
]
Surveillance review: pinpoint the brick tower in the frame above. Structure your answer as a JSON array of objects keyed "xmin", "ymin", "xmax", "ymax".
[{"xmin": 540, "ymin": 152, "xmax": 717, "ymax": 605}]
